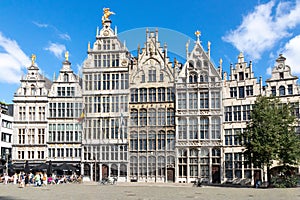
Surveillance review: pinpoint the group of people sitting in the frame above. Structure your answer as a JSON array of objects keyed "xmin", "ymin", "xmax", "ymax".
[{"xmin": 1, "ymin": 172, "xmax": 82, "ymax": 187}]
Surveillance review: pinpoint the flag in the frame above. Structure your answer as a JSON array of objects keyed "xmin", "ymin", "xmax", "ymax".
[{"xmin": 77, "ymin": 109, "xmax": 85, "ymax": 123}]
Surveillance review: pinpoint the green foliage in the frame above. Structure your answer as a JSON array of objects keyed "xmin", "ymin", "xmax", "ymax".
[
  {"xmin": 271, "ymin": 175, "xmax": 298, "ymax": 188},
  {"xmin": 241, "ymin": 95, "xmax": 300, "ymax": 183}
]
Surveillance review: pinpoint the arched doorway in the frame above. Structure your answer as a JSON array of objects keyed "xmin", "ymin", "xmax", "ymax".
[
  {"xmin": 83, "ymin": 164, "xmax": 90, "ymax": 177},
  {"xmin": 102, "ymin": 164, "xmax": 108, "ymax": 178}
]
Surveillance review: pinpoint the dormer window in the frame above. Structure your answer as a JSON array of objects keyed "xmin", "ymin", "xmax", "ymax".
[
  {"xmin": 280, "ymin": 72, "xmax": 284, "ymax": 79},
  {"xmin": 160, "ymin": 73, "xmax": 164, "ymax": 82},
  {"xmin": 288, "ymin": 85, "xmax": 293, "ymax": 95},
  {"xmin": 64, "ymin": 73, "xmax": 69, "ymax": 82},
  {"xmin": 189, "ymin": 74, "xmax": 197, "ymax": 83},
  {"xmin": 279, "ymin": 86, "xmax": 285, "ymax": 96},
  {"xmin": 239, "ymin": 72, "xmax": 244, "ymax": 80},
  {"xmin": 271, "ymin": 86, "xmax": 276, "ymax": 96},
  {"xmin": 31, "ymin": 84, "xmax": 36, "ymax": 96},
  {"xmin": 148, "ymin": 69, "xmax": 156, "ymax": 82}
]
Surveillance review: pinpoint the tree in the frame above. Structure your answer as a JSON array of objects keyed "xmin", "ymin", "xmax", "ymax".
[{"xmin": 242, "ymin": 95, "xmax": 300, "ymax": 186}]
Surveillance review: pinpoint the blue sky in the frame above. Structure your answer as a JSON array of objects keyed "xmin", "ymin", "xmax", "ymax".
[{"xmin": 1, "ymin": 0, "xmax": 300, "ymax": 103}]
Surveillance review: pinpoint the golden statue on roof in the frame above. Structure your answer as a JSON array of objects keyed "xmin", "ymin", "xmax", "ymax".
[
  {"xmin": 65, "ymin": 51, "xmax": 69, "ymax": 61},
  {"xmin": 31, "ymin": 54, "xmax": 36, "ymax": 65},
  {"xmin": 102, "ymin": 8, "xmax": 115, "ymax": 24}
]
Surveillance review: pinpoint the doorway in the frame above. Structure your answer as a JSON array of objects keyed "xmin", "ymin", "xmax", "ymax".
[
  {"xmin": 167, "ymin": 168, "xmax": 175, "ymax": 182},
  {"xmin": 212, "ymin": 165, "xmax": 221, "ymax": 183},
  {"xmin": 102, "ymin": 164, "xmax": 108, "ymax": 178}
]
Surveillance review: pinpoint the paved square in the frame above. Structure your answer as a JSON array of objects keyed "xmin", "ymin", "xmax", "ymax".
[{"xmin": 0, "ymin": 183, "xmax": 299, "ymax": 200}]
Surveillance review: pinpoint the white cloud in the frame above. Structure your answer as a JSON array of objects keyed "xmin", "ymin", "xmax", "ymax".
[
  {"xmin": 44, "ymin": 42, "xmax": 66, "ymax": 59},
  {"xmin": 59, "ymin": 33, "xmax": 71, "ymax": 41},
  {"xmin": 32, "ymin": 21, "xmax": 49, "ymax": 28},
  {"xmin": 0, "ymin": 32, "xmax": 30, "ymax": 83},
  {"xmin": 281, "ymin": 35, "xmax": 300, "ymax": 74},
  {"xmin": 33, "ymin": 21, "xmax": 71, "ymax": 41},
  {"xmin": 223, "ymin": 0, "xmax": 300, "ymax": 60}
]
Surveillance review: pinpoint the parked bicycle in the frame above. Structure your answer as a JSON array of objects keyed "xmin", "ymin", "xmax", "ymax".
[
  {"xmin": 193, "ymin": 178, "xmax": 202, "ymax": 187},
  {"xmin": 99, "ymin": 177, "xmax": 117, "ymax": 185}
]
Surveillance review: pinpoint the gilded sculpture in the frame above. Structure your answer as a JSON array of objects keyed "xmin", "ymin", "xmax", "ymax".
[{"xmin": 102, "ymin": 8, "xmax": 115, "ymax": 24}]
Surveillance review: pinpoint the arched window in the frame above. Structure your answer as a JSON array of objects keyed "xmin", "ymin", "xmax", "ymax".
[
  {"xmin": 189, "ymin": 75, "xmax": 193, "ymax": 83},
  {"xmin": 130, "ymin": 156, "xmax": 138, "ymax": 176},
  {"xmin": 158, "ymin": 130, "xmax": 165, "ymax": 150},
  {"xmin": 148, "ymin": 131, "xmax": 156, "ymax": 150},
  {"xmin": 200, "ymin": 75, "xmax": 204, "ymax": 82},
  {"xmin": 31, "ymin": 84, "xmax": 36, "ymax": 96},
  {"xmin": 148, "ymin": 156, "xmax": 156, "ymax": 176},
  {"xmin": 139, "ymin": 109, "xmax": 147, "ymax": 126},
  {"xmin": 158, "ymin": 156, "xmax": 165, "ymax": 176},
  {"xmin": 167, "ymin": 108, "xmax": 175, "ymax": 125},
  {"xmin": 111, "ymin": 164, "xmax": 118, "ymax": 176},
  {"xmin": 188, "ymin": 61, "xmax": 194, "ymax": 69},
  {"xmin": 139, "ymin": 156, "xmax": 147, "ymax": 176},
  {"xmin": 64, "ymin": 73, "xmax": 69, "ymax": 82},
  {"xmin": 204, "ymin": 75, "xmax": 208, "ymax": 82},
  {"xmin": 189, "ymin": 73, "xmax": 197, "ymax": 83},
  {"xmin": 130, "ymin": 109, "xmax": 138, "ymax": 125},
  {"xmin": 279, "ymin": 86, "xmax": 285, "ymax": 96},
  {"xmin": 158, "ymin": 108, "xmax": 165, "ymax": 126},
  {"xmin": 196, "ymin": 60, "xmax": 202, "ymax": 68},
  {"xmin": 130, "ymin": 132, "xmax": 138, "ymax": 150},
  {"xmin": 167, "ymin": 131, "xmax": 175, "ymax": 150},
  {"xmin": 148, "ymin": 109, "xmax": 156, "ymax": 126},
  {"xmin": 139, "ymin": 131, "xmax": 147, "ymax": 151},
  {"xmin": 120, "ymin": 164, "xmax": 127, "ymax": 177}
]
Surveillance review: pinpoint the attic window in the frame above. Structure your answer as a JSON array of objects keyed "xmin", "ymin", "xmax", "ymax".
[
  {"xmin": 280, "ymin": 72, "xmax": 284, "ymax": 79},
  {"xmin": 239, "ymin": 72, "xmax": 244, "ymax": 80},
  {"xmin": 64, "ymin": 74, "xmax": 69, "ymax": 82}
]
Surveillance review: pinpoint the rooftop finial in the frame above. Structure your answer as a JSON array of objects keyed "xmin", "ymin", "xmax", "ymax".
[
  {"xmin": 195, "ymin": 30, "xmax": 201, "ymax": 42},
  {"xmin": 31, "ymin": 54, "xmax": 36, "ymax": 65},
  {"xmin": 65, "ymin": 51, "xmax": 69, "ymax": 61},
  {"xmin": 102, "ymin": 8, "xmax": 115, "ymax": 24}
]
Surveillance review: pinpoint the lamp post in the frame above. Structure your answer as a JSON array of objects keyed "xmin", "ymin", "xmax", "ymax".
[{"xmin": 5, "ymin": 149, "xmax": 9, "ymax": 174}]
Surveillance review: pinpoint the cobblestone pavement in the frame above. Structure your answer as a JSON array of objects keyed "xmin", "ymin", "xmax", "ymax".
[{"xmin": 0, "ymin": 182, "xmax": 299, "ymax": 200}]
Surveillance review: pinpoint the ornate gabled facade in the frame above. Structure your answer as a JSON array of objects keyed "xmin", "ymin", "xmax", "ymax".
[
  {"xmin": 129, "ymin": 29, "xmax": 176, "ymax": 182},
  {"xmin": 47, "ymin": 53, "xmax": 83, "ymax": 170},
  {"xmin": 8, "ymin": 10, "xmax": 300, "ymax": 184},
  {"xmin": 265, "ymin": 54, "xmax": 300, "ymax": 97},
  {"xmin": 12, "ymin": 55, "xmax": 51, "ymax": 168},
  {"xmin": 222, "ymin": 52, "xmax": 263, "ymax": 183},
  {"xmin": 81, "ymin": 10, "xmax": 130, "ymax": 182},
  {"xmin": 175, "ymin": 34, "xmax": 222, "ymax": 183},
  {"xmin": 264, "ymin": 54, "xmax": 300, "ymax": 175}
]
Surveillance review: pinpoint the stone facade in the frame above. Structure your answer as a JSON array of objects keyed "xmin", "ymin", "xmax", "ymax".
[
  {"xmin": 81, "ymin": 19, "xmax": 130, "ymax": 182},
  {"xmin": 9, "ymin": 12, "xmax": 300, "ymax": 183},
  {"xmin": 12, "ymin": 59, "xmax": 51, "ymax": 168},
  {"xmin": 47, "ymin": 56, "xmax": 83, "ymax": 171},
  {"xmin": 175, "ymin": 36, "xmax": 223, "ymax": 183},
  {"xmin": 128, "ymin": 29, "xmax": 176, "ymax": 182}
]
